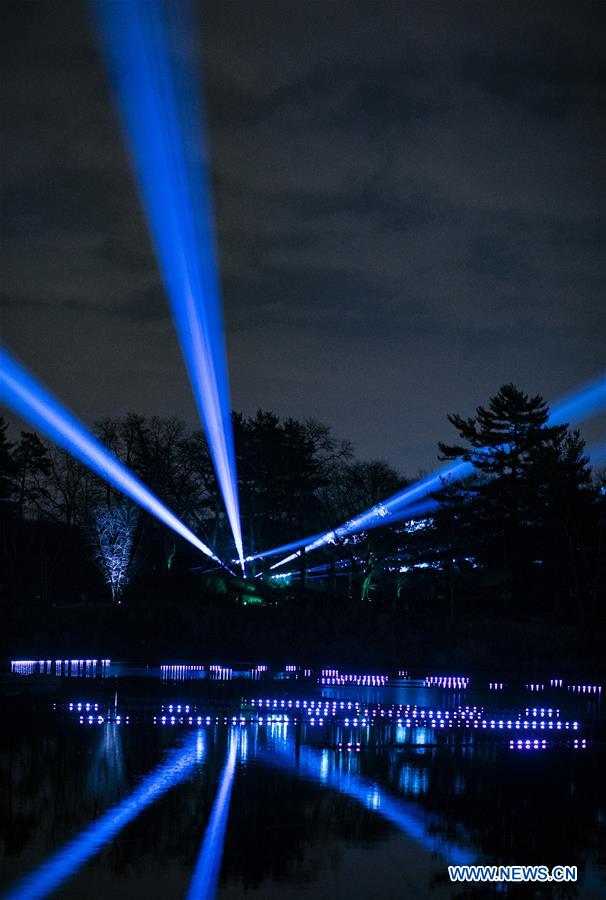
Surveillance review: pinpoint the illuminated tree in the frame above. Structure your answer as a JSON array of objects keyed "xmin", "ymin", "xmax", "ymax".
[{"xmin": 90, "ymin": 504, "xmax": 137, "ymax": 603}]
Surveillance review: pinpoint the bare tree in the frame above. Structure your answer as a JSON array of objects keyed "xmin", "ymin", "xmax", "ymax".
[
  {"xmin": 90, "ymin": 504, "xmax": 137, "ymax": 603},
  {"xmin": 35, "ymin": 446, "xmax": 99, "ymax": 526}
]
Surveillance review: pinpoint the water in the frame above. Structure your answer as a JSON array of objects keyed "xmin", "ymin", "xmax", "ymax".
[{"xmin": 1, "ymin": 662, "xmax": 605, "ymax": 898}]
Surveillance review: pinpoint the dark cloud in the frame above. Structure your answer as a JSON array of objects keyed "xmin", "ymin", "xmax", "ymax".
[
  {"xmin": 1, "ymin": 0, "xmax": 604, "ymax": 473},
  {"xmin": 113, "ymin": 286, "xmax": 171, "ymax": 324},
  {"xmin": 460, "ymin": 29, "xmax": 606, "ymax": 117},
  {"xmin": 1, "ymin": 164, "xmax": 136, "ymax": 236}
]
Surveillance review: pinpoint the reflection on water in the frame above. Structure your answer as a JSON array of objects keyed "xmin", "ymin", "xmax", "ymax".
[
  {"xmin": 87, "ymin": 721, "xmax": 127, "ymax": 803},
  {"xmin": 5, "ymin": 731, "xmax": 206, "ymax": 900},
  {"xmin": 188, "ymin": 734, "xmax": 238, "ymax": 900},
  {"xmin": 1, "ymin": 662, "xmax": 605, "ymax": 898}
]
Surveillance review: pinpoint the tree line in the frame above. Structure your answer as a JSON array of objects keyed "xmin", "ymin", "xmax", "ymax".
[{"xmin": 0, "ymin": 384, "xmax": 603, "ymax": 620}]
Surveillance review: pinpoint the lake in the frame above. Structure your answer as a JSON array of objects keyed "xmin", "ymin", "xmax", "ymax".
[{"xmin": 1, "ymin": 660, "xmax": 605, "ymax": 898}]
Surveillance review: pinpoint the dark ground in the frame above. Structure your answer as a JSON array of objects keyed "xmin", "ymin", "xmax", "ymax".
[{"xmin": 2, "ymin": 595, "xmax": 605, "ymax": 679}]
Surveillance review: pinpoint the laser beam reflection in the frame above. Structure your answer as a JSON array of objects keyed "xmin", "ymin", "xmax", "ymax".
[
  {"xmin": 187, "ymin": 733, "xmax": 238, "ymax": 900},
  {"xmin": 90, "ymin": 0, "xmax": 244, "ymax": 568},
  {"xmin": 259, "ymin": 742, "xmax": 475, "ymax": 866},
  {"xmin": 260, "ymin": 373, "xmax": 606, "ymax": 570},
  {"xmin": 0, "ymin": 349, "xmax": 227, "ymax": 570},
  {"xmin": 4, "ymin": 732, "xmax": 206, "ymax": 900}
]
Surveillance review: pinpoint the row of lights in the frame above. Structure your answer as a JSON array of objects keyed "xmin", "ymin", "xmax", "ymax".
[
  {"xmin": 70, "ymin": 710, "xmax": 583, "ymax": 740},
  {"xmin": 524, "ymin": 707, "xmax": 560, "ymax": 717},
  {"xmin": 208, "ymin": 666, "xmax": 233, "ymax": 680},
  {"xmin": 14, "ymin": 659, "xmax": 597, "ymax": 694},
  {"xmin": 320, "ymin": 675, "xmax": 389, "ymax": 686},
  {"xmin": 509, "ymin": 738, "xmax": 587, "ymax": 751},
  {"xmin": 11, "ymin": 659, "xmax": 110, "ymax": 677},
  {"xmin": 161, "ymin": 665, "xmax": 205, "ymax": 681},
  {"xmin": 425, "ymin": 676, "xmax": 470, "ymax": 689},
  {"xmin": 568, "ymin": 684, "xmax": 602, "ymax": 694}
]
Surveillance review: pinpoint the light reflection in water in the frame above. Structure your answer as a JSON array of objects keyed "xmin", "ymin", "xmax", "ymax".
[
  {"xmin": 4, "ymin": 732, "xmax": 206, "ymax": 900},
  {"xmin": 399, "ymin": 763, "xmax": 429, "ymax": 797},
  {"xmin": 187, "ymin": 732, "xmax": 238, "ymax": 900},
  {"xmin": 259, "ymin": 735, "xmax": 476, "ymax": 866},
  {"xmin": 6, "ymin": 667, "xmax": 599, "ymax": 898},
  {"xmin": 87, "ymin": 723, "xmax": 127, "ymax": 803}
]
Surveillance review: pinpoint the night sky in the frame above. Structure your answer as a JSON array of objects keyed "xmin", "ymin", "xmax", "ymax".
[{"xmin": 2, "ymin": 0, "xmax": 605, "ymax": 475}]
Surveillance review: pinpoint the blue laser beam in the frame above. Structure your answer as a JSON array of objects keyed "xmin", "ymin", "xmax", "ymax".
[
  {"xmin": 187, "ymin": 733, "xmax": 238, "ymax": 900},
  {"xmin": 263, "ymin": 499, "xmax": 439, "ymax": 571},
  {"xmin": 548, "ymin": 372, "xmax": 606, "ymax": 426},
  {"xmin": 0, "ymin": 349, "xmax": 229, "ymax": 570},
  {"xmin": 247, "ymin": 499, "xmax": 439, "ymax": 567},
  {"xmin": 90, "ymin": 0, "xmax": 244, "ymax": 568},
  {"xmin": 587, "ymin": 442, "xmax": 606, "ymax": 467},
  {"xmin": 260, "ymin": 373, "xmax": 606, "ymax": 570},
  {"xmin": 4, "ymin": 732, "xmax": 206, "ymax": 900}
]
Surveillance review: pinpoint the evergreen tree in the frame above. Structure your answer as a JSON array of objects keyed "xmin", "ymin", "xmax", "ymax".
[{"xmin": 434, "ymin": 384, "xmax": 595, "ymax": 611}]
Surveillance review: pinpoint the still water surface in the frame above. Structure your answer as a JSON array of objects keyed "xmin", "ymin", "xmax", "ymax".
[{"xmin": 1, "ymin": 661, "xmax": 605, "ymax": 898}]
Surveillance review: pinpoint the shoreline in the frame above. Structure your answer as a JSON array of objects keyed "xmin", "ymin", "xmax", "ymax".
[{"xmin": 2, "ymin": 600, "xmax": 605, "ymax": 680}]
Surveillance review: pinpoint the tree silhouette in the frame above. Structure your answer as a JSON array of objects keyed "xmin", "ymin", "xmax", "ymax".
[{"xmin": 433, "ymin": 384, "xmax": 595, "ymax": 613}]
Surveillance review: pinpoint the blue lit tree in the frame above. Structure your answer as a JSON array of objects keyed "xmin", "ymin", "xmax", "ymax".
[{"xmin": 90, "ymin": 504, "xmax": 137, "ymax": 603}]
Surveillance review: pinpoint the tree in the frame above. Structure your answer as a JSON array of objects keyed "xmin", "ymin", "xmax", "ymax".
[
  {"xmin": 13, "ymin": 431, "xmax": 51, "ymax": 518},
  {"xmin": 31, "ymin": 445, "xmax": 99, "ymax": 527},
  {"xmin": 433, "ymin": 384, "xmax": 596, "ymax": 613},
  {"xmin": 90, "ymin": 504, "xmax": 138, "ymax": 602},
  {"xmin": 96, "ymin": 415, "xmax": 221, "ymax": 570},
  {"xmin": 320, "ymin": 460, "xmax": 407, "ymax": 602},
  {"xmin": 0, "ymin": 417, "xmax": 17, "ymax": 518},
  {"xmin": 234, "ymin": 410, "xmax": 352, "ymax": 559}
]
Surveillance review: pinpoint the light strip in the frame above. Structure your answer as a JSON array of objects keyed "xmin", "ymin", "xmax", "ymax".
[
  {"xmin": 0, "ymin": 348, "xmax": 228, "ymax": 570},
  {"xmin": 5, "ymin": 733, "xmax": 205, "ymax": 900},
  {"xmin": 187, "ymin": 734, "xmax": 238, "ymax": 900},
  {"xmin": 267, "ymin": 499, "xmax": 438, "ymax": 570},
  {"xmin": 90, "ymin": 0, "xmax": 244, "ymax": 568},
  {"xmin": 260, "ymin": 373, "xmax": 606, "ymax": 570}
]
